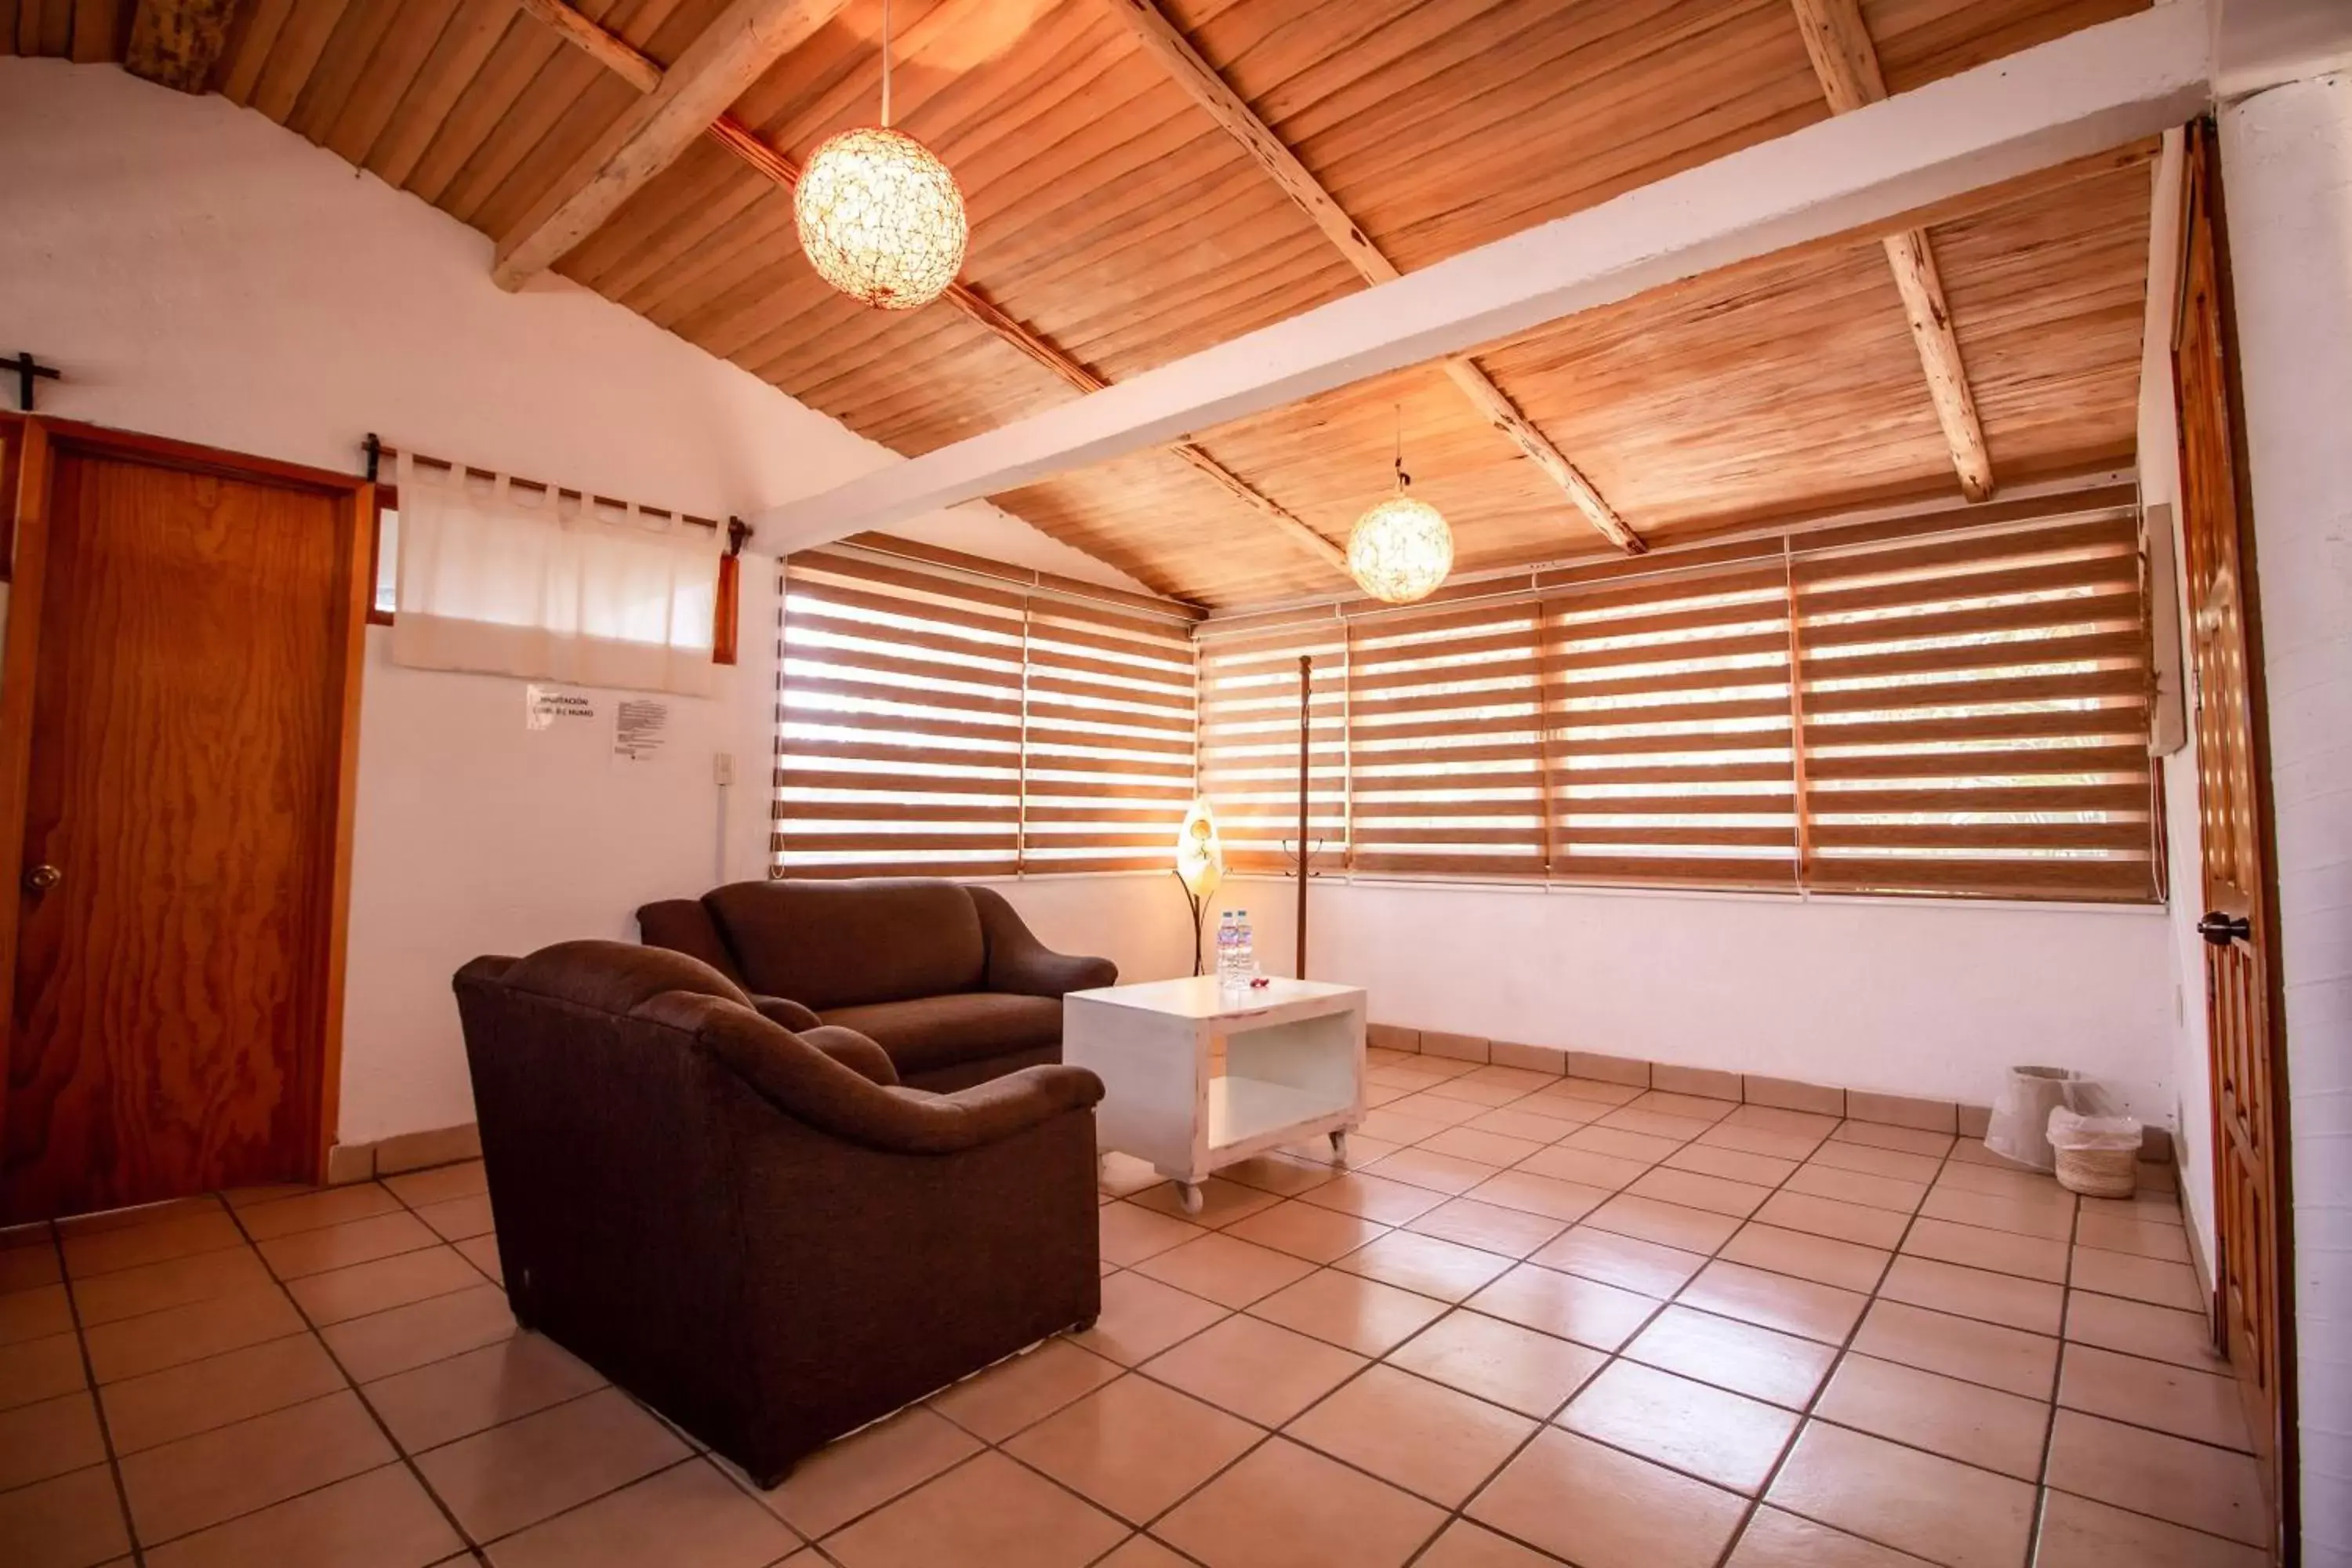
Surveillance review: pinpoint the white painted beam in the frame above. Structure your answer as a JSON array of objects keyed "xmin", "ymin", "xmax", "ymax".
[{"xmin": 751, "ymin": 0, "xmax": 2210, "ymax": 546}]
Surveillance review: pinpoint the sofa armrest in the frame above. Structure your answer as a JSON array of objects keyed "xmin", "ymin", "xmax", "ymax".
[
  {"xmin": 883, "ymin": 1065, "xmax": 1105, "ymax": 1152},
  {"xmin": 690, "ymin": 1004, "xmax": 1102, "ymax": 1156},
  {"xmin": 970, "ymin": 885, "xmax": 1118, "ymax": 998},
  {"xmin": 800, "ymin": 1025, "xmax": 898, "ymax": 1086},
  {"xmin": 751, "ymin": 995, "xmax": 824, "ymax": 1033}
]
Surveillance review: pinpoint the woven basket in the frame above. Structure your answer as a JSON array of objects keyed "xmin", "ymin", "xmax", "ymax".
[{"xmin": 2055, "ymin": 1143, "xmax": 2137, "ymax": 1198}]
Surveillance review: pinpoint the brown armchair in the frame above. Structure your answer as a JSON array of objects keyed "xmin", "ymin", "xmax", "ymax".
[
  {"xmin": 636, "ymin": 878, "xmax": 1118, "ymax": 1092},
  {"xmin": 452, "ymin": 940, "xmax": 1104, "ymax": 1486}
]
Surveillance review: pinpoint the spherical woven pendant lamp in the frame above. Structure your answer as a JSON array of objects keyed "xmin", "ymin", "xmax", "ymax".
[
  {"xmin": 1347, "ymin": 412, "xmax": 1454, "ymax": 604},
  {"xmin": 793, "ymin": 0, "xmax": 966, "ymax": 310},
  {"xmin": 1347, "ymin": 492, "xmax": 1454, "ymax": 603}
]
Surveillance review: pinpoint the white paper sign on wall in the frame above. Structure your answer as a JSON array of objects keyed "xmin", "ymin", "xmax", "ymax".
[
  {"xmin": 613, "ymin": 699, "xmax": 670, "ymax": 764},
  {"xmin": 526, "ymin": 684, "xmax": 597, "ymax": 731}
]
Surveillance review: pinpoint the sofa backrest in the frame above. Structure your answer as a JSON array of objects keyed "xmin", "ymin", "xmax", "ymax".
[{"xmin": 701, "ymin": 878, "xmax": 986, "ymax": 1011}]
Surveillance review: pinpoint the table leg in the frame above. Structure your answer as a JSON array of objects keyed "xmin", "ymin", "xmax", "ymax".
[
  {"xmin": 1330, "ymin": 1130, "xmax": 1350, "ymax": 1163},
  {"xmin": 1178, "ymin": 1181, "xmax": 1205, "ymax": 1216}
]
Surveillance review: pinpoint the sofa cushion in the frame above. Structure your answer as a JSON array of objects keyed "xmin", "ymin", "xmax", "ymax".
[
  {"xmin": 634, "ymin": 899, "xmax": 747, "ymax": 989},
  {"xmin": 818, "ymin": 993, "xmax": 1063, "ymax": 1077},
  {"xmin": 703, "ymin": 879, "xmax": 986, "ymax": 1011}
]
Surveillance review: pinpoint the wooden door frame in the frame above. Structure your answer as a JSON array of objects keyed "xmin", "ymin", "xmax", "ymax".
[
  {"xmin": 0, "ymin": 418, "xmax": 374, "ymax": 1188},
  {"xmin": 2172, "ymin": 117, "xmax": 2299, "ymax": 1553}
]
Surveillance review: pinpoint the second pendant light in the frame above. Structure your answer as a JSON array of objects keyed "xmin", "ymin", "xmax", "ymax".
[{"xmin": 1347, "ymin": 409, "xmax": 1453, "ymax": 604}]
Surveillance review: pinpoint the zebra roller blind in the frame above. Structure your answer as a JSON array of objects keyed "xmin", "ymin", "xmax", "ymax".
[
  {"xmin": 1193, "ymin": 619, "xmax": 1346, "ymax": 874},
  {"xmin": 1196, "ymin": 501, "xmax": 2157, "ymax": 902},
  {"xmin": 775, "ymin": 547, "xmax": 1195, "ymax": 877}
]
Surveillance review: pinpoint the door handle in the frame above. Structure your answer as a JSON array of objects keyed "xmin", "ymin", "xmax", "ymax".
[
  {"xmin": 2197, "ymin": 910, "xmax": 2252, "ymax": 947},
  {"xmin": 21, "ymin": 863, "xmax": 60, "ymax": 895}
]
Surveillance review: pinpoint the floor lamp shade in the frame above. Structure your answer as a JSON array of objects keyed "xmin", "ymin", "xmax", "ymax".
[
  {"xmin": 1177, "ymin": 798, "xmax": 1224, "ymax": 898},
  {"xmin": 1176, "ymin": 799, "xmax": 1224, "ymax": 976}
]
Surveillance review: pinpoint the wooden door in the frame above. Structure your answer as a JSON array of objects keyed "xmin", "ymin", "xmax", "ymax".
[
  {"xmin": 0, "ymin": 422, "xmax": 371, "ymax": 1221},
  {"xmin": 2172, "ymin": 119, "xmax": 2295, "ymax": 1551}
]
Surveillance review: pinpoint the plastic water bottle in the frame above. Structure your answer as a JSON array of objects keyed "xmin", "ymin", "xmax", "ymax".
[
  {"xmin": 1231, "ymin": 910, "xmax": 1256, "ymax": 982},
  {"xmin": 1214, "ymin": 912, "xmax": 1238, "ymax": 984}
]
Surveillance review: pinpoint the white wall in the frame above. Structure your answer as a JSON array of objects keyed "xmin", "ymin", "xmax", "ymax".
[
  {"xmin": 0, "ymin": 58, "xmax": 1179, "ymax": 1142},
  {"xmin": 1229, "ymin": 877, "xmax": 2177, "ymax": 1114},
  {"xmin": 2220, "ymin": 69, "xmax": 2352, "ymax": 1568}
]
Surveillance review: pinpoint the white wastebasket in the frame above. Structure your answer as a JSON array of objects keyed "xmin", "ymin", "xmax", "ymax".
[{"xmin": 1984, "ymin": 1065, "xmax": 2080, "ymax": 1171}]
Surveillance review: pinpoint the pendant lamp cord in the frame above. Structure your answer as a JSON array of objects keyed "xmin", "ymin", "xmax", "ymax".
[{"xmin": 880, "ymin": 0, "xmax": 893, "ymax": 128}]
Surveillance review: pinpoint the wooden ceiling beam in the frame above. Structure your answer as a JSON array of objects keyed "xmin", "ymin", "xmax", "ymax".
[
  {"xmin": 1791, "ymin": 0, "xmax": 1995, "ymax": 502},
  {"xmin": 1102, "ymin": 0, "xmax": 1644, "ymax": 555},
  {"xmin": 745, "ymin": 0, "xmax": 2209, "ymax": 545},
  {"xmin": 514, "ymin": 0, "xmax": 1347, "ymax": 575},
  {"xmin": 492, "ymin": 0, "xmax": 850, "ymax": 291},
  {"xmin": 123, "ymin": 0, "xmax": 239, "ymax": 93}
]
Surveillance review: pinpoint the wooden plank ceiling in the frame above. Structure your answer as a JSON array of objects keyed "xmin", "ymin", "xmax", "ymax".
[{"xmin": 9, "ymin": 0, "xmax": 2151, "ymax": 609}]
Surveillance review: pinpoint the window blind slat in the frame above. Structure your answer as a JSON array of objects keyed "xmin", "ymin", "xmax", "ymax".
[
  {"xmin": 780, "ymin": 554, "xmax": 1191, "ymax": 878},
  {"xmin": 1198, "ymin": 626, "xmax": 1345, "ymax": 873},
  {"xmin": 775, "ymin": 736, "xmax": 1025, "ymax": 776},
  {"xmin": 1546, "ymin": 560, "xmax": 1801, "ymax": 880},
  {"xmin": 782, "ymin": 674, "xmax": 1023, "ymax": 718},
  {"xmin": 1801, "ymin": 666, "xmax": 2147, "ymax": 714},
  {"xmin": 1804, "ymin": 742, "xmax": 2152, "ymax": 781},
  {"xmin": 769, "ymin": 855, "xmax": 1025, "ymax": 880},
  {"xmin": 1791, "ymin": 514, "xmax": 2136, "ymax": 586},
  {"xmin": 1791, "ymin": 513, "xmax": 2155, "ymax": 902},
  {"xmin": 777, "ymin": 706, "xmax": 1022, "ymax": 745},
  {"xmin": 1346, "ymin": 601, "xmax": 1545, "ymax": 876}
]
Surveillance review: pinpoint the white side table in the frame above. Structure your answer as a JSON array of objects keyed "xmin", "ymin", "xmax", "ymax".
[{"xmin": 1063, "ymin": 975, "xmax": 1367, "ymax": 1214}]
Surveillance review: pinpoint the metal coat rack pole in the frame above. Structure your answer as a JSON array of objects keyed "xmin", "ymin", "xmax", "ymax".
[{"xmin": 1296, "ymin": 653, "xmax": 1310, "ymax": 980}]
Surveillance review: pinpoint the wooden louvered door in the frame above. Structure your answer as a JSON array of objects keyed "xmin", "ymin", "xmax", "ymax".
[
  {"xmin": 0, "ymin": 422, "xmax": 371, "ymax": 1221},
  {"xmin": 2172, "ymin": 120, "xmax": 2292, "ymax": 1551}
]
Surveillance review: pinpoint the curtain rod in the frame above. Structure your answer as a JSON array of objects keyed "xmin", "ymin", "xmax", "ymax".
[{"xmin": 363, "ymin": 436, "xmax": 736, "ymax": 538}]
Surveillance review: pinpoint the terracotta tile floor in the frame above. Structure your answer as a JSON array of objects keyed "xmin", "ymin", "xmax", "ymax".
[{"xmin": 0, "ymin": 1049, "xmax": 2274, "ymax": 1567}]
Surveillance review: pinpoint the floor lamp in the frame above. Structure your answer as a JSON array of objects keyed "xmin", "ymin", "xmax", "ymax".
[
  {"xmin": 1283, "ymin": 654, "xmax": 1324, "ymax": 980},
  {"xmin": 1174, "ymin": 797, "xmax": 1224, "ymax": 977}
]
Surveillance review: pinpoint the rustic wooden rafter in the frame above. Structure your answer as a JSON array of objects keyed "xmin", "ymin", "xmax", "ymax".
[
  {"xmin": 512, "ymin": 0, "xmax": 1348, "ymax": 573},
  {"xmin": 492, "ymin": 0, "xmax": 851, "ymax": 291},
  {"xmin": 742, "ymin": 0, "xmax": 2209, "ymax": 543},
  {"xmin": 123, "ymin": 0, "xmax": 239, "ymax": 92},
  {"xmin": 1102, "ymin": 0, "xmax": 1646, "ymax": 555},
  {"xmin": 1791, "ymin": 0, "xmax": 1997, "ymax": 502}
]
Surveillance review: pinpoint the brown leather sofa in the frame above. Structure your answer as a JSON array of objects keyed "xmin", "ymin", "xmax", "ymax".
[
  {"xmin": 635, "ymin": 878, "xmax": 1117, "ymax": 1093},
  {"xmin": 453, "ymin": 940, "xmax": 1105, "ymax": 1486}
]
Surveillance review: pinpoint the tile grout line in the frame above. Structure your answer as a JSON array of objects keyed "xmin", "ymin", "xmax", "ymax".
[
  {"xmin": 25, "ymin": 1100, "xmax": 2230, "ymax": 1567},
  {"xmin": 219, "ymin": 1178, "xmax": 494, "ymax": 1567},
  {"xmin": 1405, "ymin": 1078, "xmax": 2247, "ymax": 1557},
  {"xmin": 1112, "ymin": 1080, "xmax": 2119, "ymax": 1566},
  {"xmin": 1305, "ymin": 1083, "xmax": 1812, "ymax": 1562},
  {"xmin": 1698, "ymin": 1110, "xmax": 1969, "ymax": 1568},
  {"xmin": 971, "ymin": 1097, "xmax": 2249, "ymax": 1568},
  {"xmin": 1098, "ymin": 1087, "xmax": 1842, "ymax": 1566},
  {"xmin": 45, "ymin": 1217, "xmax": 151, "ymax": 1568},
  {"xmin": 1441, "ymin": 1085, "xmax": 1897, "ymax": 1568}
]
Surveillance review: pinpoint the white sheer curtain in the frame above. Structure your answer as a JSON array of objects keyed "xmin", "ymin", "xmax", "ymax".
[{"xmin": 389, "ymin": 452, "xmax": 721, "ymax": 696}]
